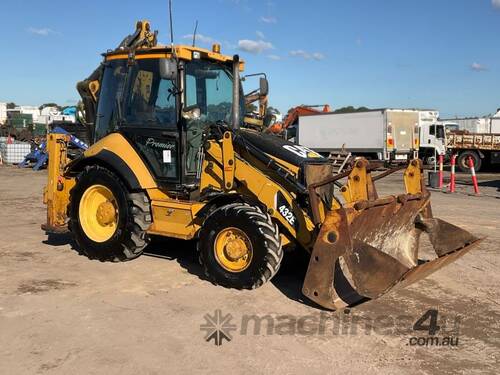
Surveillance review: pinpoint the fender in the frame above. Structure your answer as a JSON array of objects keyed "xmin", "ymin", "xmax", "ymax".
[
  {"xmin": 196, "ymin": 192, "xmax": 265, "ymax": 219},
  {"xmin": 66, "ymin": 133, "xmax": 157, "ymax": 190}
]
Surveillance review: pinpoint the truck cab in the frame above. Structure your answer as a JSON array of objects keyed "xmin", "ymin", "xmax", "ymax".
[{"xmin": 418, "ymin": 122, "xmax": 448, "ymax": 165}]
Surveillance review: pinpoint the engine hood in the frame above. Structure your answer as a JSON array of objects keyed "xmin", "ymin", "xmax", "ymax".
[{"xmin": 237, "ymin": 129, "xmax": 325, "ymax": 167}]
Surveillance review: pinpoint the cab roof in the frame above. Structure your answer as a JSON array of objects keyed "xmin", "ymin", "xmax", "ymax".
[{"xmin": 104, "ymin": 44, "xmax": 245, "ymax": 71}]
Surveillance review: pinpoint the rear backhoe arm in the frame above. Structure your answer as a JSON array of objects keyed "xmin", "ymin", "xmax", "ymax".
[
  {"xmin": 42, "ymin": 133, "xmax": 76, "ymax": 233},
  {"xmin": 76, "ymin": 64, "xmax": 103, "ymax": 132},
  {"xmin": 76, "ymin": 20, "xmax": 158, "ymax": 144}
]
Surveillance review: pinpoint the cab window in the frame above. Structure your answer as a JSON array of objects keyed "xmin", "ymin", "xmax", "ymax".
[
  {"xmin": 94, "ymin": 60, "xmax": 127, "ymax": 141},
  {"xmin": 429, "ymin": 125, "xmax": 435, "ymax": 136},
  {"xmin": 123, "ymin": 59, "xmax": 177, "ymax": 128}
]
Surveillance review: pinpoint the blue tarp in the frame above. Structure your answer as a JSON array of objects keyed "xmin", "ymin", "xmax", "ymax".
[{"xmin": 62, "ymin": 106, "xmax": 77, "ymax": 116}]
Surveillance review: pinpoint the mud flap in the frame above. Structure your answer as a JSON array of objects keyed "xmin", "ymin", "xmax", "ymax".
[{"xmin": 302, "ymin": 199, "xmax": 482, "ymax": 310}]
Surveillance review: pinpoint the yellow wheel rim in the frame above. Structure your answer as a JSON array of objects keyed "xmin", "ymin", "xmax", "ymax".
[
  {"xmin": 214, "ymin": 227, "xmax": 253, "ymax": 272},
  {"xmin": 79, "ymin": 184, "xmax": 118, "ymax": 243}
]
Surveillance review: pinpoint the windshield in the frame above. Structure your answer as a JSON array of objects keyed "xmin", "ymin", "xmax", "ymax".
[
  {"xmin": 184, "ymin": 60, "xmax": 244, "ymax": 124},
  {"xmin": 436, "ymin": 125, "xmax": 445, "ymax": 139}
]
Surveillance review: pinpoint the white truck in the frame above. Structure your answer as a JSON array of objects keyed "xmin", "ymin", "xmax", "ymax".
[
  {"xmin": 418, "ymin": 121, "xmax": 462, "ymax": 164},
  {"xmin": 295, "ymin": 109, "xmax": 419, "ymax": 164},
  {"xmin": 418, "ymin": 110, "xmax": 442, "ymax": 164},
  {"xmin": 417, "ymin": 110, "xmax": 461, "ymax": 165}
]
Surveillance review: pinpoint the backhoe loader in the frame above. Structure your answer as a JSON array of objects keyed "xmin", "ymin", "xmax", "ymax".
[{"xmin": 42, "ymin": 21, "xmax": 481, "ymax": 310}]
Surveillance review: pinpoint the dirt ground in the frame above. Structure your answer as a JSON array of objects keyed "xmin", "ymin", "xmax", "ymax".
[{"xmin": 0, "ymin": 166, "xmax": 499, "ymax": 375}]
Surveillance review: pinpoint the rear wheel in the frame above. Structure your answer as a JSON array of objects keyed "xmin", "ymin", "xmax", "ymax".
[
  {"xmin": 457, "ymin": 151, "xmax": 481, "ymax": 173},
  {"xmin": 69, "ymin": 166, "xmax": 151, "ymax": 262},
  {"xmin": 198, "ymin": 203, "xmax": 283, "ymax": 289}
]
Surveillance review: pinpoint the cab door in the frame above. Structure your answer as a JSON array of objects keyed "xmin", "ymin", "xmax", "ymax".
[
  {"xmin": 119, "ymin": 58, "xmax": 182, "ymax": 188},
  {"xmin": 181, "ymin": 59, "xmax": 236, "ymax": 186}
]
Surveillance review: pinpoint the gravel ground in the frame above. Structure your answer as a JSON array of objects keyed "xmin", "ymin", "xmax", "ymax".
[{"xmin": 0, "ymin": 166, "xmax": 499, "ymax": 375}]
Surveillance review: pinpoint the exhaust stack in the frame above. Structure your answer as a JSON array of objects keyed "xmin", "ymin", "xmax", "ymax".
[{"xmin": 232, "ymin": 54, "xmax": 240, "ymax": 130}]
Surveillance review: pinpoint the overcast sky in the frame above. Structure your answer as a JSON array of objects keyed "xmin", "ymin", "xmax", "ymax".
[{"xmin": 0, "ymin": 0, "xmax": 499, "ymax": 117}]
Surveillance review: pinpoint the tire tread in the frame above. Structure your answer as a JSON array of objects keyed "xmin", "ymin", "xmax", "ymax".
[
  {"xmin": 198, "ymin": 203, "xmax": 283, "ymax": 289},
  {"xmin": 69, "ymin": 165, "xmax": 151, "ymax": 262}
]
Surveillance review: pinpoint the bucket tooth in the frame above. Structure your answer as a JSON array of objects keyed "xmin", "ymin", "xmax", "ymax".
[{"xmin": 416, "ymin": 217, "xmax": 479, "ymax": 257}]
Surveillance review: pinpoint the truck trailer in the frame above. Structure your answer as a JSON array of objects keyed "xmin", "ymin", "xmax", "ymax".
[
  {"xmin": 447, "ymin": 132, "xmax": 500, "ymax": 172},
  {"xmin": 444, "ymin": 109, "xmax": 500, "ymax": 172},
  {"xmin": 295, "ymin": 109, "xmax": 419, "ymax": 164}
]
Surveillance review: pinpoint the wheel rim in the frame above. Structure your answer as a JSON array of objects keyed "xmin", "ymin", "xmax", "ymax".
[
  {"xmin": 460, "ymin": 156, "xmax": 471, "ymax": 170},
  {"xmin": 214, "ymin": 227, "xmax": 253, "ymax": 272},
  {"xmin": 79, "ymin": 184, "xmax": 118, "ymax": 243}
]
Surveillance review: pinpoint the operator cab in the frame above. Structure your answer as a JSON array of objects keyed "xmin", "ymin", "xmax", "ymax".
[{"xmin": 93, "ymin": 46, "xmax": 245, "ymax": 192}]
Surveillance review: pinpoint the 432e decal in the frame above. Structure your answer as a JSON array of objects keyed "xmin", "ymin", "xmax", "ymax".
[{"xmin": 275, "ymin": 191, "xmax": 298, "ymax": 230}]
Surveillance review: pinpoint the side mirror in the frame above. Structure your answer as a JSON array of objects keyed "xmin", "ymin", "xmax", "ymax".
[
  {"xmin": 259, "ymin": 77, "xmax": 269, "ymax": 96},
  {"xmin": 159, "ymin": 58, "xmax": 177, "ymax": 80}
]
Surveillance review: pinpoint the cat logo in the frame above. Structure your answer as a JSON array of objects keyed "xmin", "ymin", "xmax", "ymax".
[{"xmin": 282, "ymin": 145, "xmax": 322, "ymax": 159}]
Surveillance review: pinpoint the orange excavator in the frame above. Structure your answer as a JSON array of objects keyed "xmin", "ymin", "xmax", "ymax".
[{"xmin": 266, "ymin": 104, "xmax": 331, "ymax": 135}]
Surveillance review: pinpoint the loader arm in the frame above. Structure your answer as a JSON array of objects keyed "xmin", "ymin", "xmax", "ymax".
[{"xmin": 201, "ymin": 130, "xmax": 318, "ymax": 248}]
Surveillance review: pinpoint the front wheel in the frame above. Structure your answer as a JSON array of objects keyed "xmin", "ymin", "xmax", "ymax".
[
  {"xmin": 69, "ymin": 166, "xmax": 152, "ymax": 262},
  {"xmin": 198, "ymin": 203, "xmax": 283, "ymax": 289}
]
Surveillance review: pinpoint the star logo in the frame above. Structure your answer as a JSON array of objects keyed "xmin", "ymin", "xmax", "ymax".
[{"xmin": 200, "ymin": 309, "xmax": 237, "ymax": 346}]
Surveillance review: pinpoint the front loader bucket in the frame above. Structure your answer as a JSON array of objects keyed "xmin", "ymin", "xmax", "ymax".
[{"xmin": 302, "ymin": 159, "xmax": 482, "ymax": 310}]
